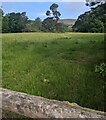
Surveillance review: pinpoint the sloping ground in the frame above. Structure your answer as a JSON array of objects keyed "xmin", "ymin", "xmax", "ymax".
[{"xmin": 60, "ymin": 19, "xmax": 76, "ymax": 26}]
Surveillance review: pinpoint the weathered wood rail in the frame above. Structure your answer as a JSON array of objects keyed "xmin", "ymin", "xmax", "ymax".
[{"xmin": 1, "ymin": 88, "xmax": 106, "ymax": 119}]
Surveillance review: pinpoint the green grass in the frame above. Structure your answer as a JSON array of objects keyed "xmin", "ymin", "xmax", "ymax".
[{"xmin": 2, "ymin": 32, "xmax": 104, "ymax": 111}]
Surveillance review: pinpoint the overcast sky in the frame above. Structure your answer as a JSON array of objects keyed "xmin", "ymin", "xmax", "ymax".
[{"xmin": 2, "ymin": 2, "xmax": 90, "ymax": 20}]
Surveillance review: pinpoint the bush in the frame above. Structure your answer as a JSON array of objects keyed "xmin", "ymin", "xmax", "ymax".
[{"xmin": 95, "ymin": 63, "xmax": 106, "ymax": 77}]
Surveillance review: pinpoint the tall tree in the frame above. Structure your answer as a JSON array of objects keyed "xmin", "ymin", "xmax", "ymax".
[
  {"xmin": 46, "ymin": 3, "xmax": 61, "ymax": 22},
  {"xmin": 42, "ymin": 3, "xmax": 64, "ymax": 32}
]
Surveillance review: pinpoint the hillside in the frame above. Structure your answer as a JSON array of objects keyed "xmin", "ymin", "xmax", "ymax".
[{"xmin": 59, "ymin": 19, "xmax": 76, "ymax": 27}]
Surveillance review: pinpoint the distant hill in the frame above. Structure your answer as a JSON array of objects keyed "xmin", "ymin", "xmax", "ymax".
[{"xmin": 59, "ymin": 19, "xmax": 76, "ymax": 27}]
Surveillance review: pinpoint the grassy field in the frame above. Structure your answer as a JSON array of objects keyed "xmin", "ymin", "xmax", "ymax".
[{"xmin": 2, "ymin": 32, "xmax": 104, "ymax": 111}]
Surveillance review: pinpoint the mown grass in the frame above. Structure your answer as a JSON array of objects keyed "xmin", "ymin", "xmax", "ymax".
[{"xmin": 2, "ymin": 32, "xmax": 104, "ymax": 111}]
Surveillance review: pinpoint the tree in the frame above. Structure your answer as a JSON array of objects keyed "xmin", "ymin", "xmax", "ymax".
[
  {"xmin": 34, "ymin": 17, "xmax": 42, "ymax": 31},
  {"xmin": 0, "ymin": 7, "xmax": 3, "ymax": 33},
  {"xmin": 42, "ymin": 17, "xmax": 56, "ymax": 32},
  {"xmin": 42, "ymin": 3, "xmax": 64, "ymax": 32},
  {"xmin": 85, "ymin": 0, "xmax": 106, "ymax": 33},
  {"xmin": 72, "ymin": 2, "xmax": 105, "ymax": 33},
  {"xmin": 49, "ymin": 3, "xmax": 61, "ymax": 21},
  {"xmin": 56, "ymin": 22, "xmax": 64, "ymax": 32},
  {"xmin": 2, "ymin": 16, "xmax": 9, "ymax": 33},
  {"xmin": 24, "ymin": 20, "xmax": 34, "ymax": 32},
  {"xmin": 85, "ymin": 0, "xmax": 105, "ymax": 7},
  {"xmin": 0, "ymin": 7, "xmax": 3, "ymax": 16},
  {"xmin": 24, "ymin": 18, "xmax": 42, "ymax": 32},
  {"xmin": 2, "ymin": 12, "xmax": 28, "ymax": 33}
]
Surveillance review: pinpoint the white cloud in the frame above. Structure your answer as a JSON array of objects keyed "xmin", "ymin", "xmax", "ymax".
[{"xmin": 38, "ymin": 12, "xmax": 46, "ymax": 17}]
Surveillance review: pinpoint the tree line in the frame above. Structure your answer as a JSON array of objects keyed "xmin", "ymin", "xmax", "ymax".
[
  {"xmin": 1, "ymin": 2, "xmax": 106, "ymax": 33},
  {"xmin": 1, "ymin": 3, "xmax": 65, "ymax": 33},
  {"xmin": 2, "ymin": 12, "xmax": 42, "ymax": 33}
]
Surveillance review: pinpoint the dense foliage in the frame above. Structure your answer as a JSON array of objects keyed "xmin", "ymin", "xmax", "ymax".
[
  {"xmin": 25, "ymin": 17, "xmax": 42, "ymax": 32},
  {"xmin": 42, "ymin": 17, "xmax": 64, "ymax": 32},
  {"xmin": 2, "ymin": 12, "xmax": 42, "ymax": 33},
  {"xmin": 72, "ymin": 3, "xmax": 106, "ymax": 32},
  {"xmin": 2, "ymin": 12, "xmax": 28, "ymax": 33}
]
